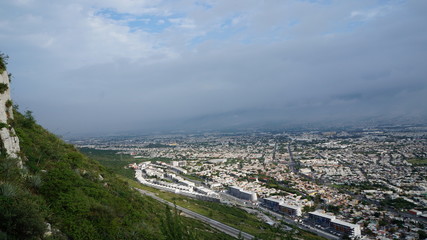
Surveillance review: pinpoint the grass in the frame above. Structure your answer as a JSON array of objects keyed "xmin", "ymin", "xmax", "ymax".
[
  {"xmin": 79, "ymin": 148, "xmax": 140, "ymax": 179},
  {"xmin": 83, "ymin": 149, "xmax": 280, "ymax": 238},
  {"xmin": 79, "ymin": 148, "xmax": 176, "ymax": 178},
  {"xmin": 381, "ymin": 197, "xmax": 416, "ymax": 210},
  {"xmin": 120, "ymin": 176, "xmax": 280, "ymax": 239},
  {"xmin": 407, "ymin": 158, "xmax": 427, "ymax": 166},
  {"xmin": 182, "ymin": 173, "xmax": 205, "ymax": 182},
  {"xmin": 130, "ymin": 177, "xmax": 326, "ymax": 240},
  {"xmin": 88, "ymin": 148, "xmax": 326, "ymax": 240}
]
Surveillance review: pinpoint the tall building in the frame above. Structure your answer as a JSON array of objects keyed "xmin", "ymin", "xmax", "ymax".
[
  {"xmin": 330, "ymin": 219, "xmax": 361, "ymax": 238},
  {"xmin": 279, "ymin": 202, "xmax": 302, "ymax": 217},
  {"xmin": 308, "ymin": 211, "xmax": 335, "ymax": 227},
  {"xmin": 263, "ymin": 197, "xmax": 283, "ymax": 211},
  {"xmin": 308, "ymin": 210, "xmax": 361, "ymax": 238},
  {"xmin": 228, "ymin": 186, "xmax": 257, "ymax": 201}
]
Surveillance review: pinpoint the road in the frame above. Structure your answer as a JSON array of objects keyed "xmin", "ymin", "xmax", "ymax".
[
  {"xmin": 287, "ymin": 142, "xmax": 299, "ymax": 173},
  {"xmin": 258, "ymin": 207, "xmax": 339, "ymax": 240},
  {"xmin": 135, "ymin": 188, "xmax": 254, "ymax": 240},
  {"xmin": 220, "ymin": 191, "xmax": 339, "ymax": 239}
]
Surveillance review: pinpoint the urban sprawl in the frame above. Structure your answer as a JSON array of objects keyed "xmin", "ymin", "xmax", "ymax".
[{"xmin": 73, "ymin": 125, "xmax": 427, "ymax": 239}]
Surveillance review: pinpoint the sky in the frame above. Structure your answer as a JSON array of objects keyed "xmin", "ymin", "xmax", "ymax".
[{"xmin": 1, "ymin": 0, "xmax": 426, "ymax": 136}]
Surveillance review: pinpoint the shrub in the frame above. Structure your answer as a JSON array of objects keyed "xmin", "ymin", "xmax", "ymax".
[
  {"xmin": 0, "ymin": 158, "xmax": 22, "ymax": 181},
  {"xmin": 0, "ymin": 53, "xmax": 8, "ymax": 74},
  {"xmin": 23, "ymin": 110, "xmax": 36, "ymax": 126},
  {"xmin": 5, "ymin": 100, "xmax": 12, "ymax": 108},
  {"xmin": 0, "ymin": 194, "xmax": 47, "ymax": 239},
  {"xmin": 26, "ymin": 175, "xmax": 42, "ymax": 190},
  {"xmin": 0, "ymin": 83, "xmax": 8, "ymax": 94},
  {"xmin": 6, "ymin": 118, "xmax": 14, "ymax": 128},
  {"xmin": 161, "ymin": 205, "xmax": 198, "ymax": 240},
  {"xmin": 0, "ymin": 183, "xmax": 18, "ymax": 198}
]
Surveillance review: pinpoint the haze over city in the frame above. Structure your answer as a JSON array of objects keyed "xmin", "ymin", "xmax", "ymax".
[{"xmin": 1, "ymin": 0, "xmax": 426, "ymax": 136}]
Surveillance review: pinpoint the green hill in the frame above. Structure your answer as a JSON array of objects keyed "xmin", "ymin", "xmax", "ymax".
[
  {"xmin": 1, "ymin": 109, "xmax": 233, "ymax": 240},
  {"xmin": 0, "ymin": 54, "xmax": 322, "ymax": 240}
]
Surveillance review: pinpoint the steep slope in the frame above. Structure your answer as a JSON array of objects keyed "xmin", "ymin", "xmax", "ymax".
[
  {"xmin": 0, "ymin": 54, "xmax": 233, "ymax": 240},
  {"xmin": 12, "ymin": 110, "xmax": 167, "ymax": 239},
  {"xmin": 0, "ymin": 63, "xmax": 20, "ymax": 162}
]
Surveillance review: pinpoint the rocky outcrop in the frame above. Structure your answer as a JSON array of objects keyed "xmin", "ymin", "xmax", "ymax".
[{"xmin": 0, "ymin": 70, "xmax": 21, "ymax": 165}]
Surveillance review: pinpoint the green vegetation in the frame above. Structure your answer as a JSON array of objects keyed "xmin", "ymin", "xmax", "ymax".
[
  {"xmin": 0, "ymin": 53, "xmax": 8, "ymax": 74},
  {"xmin": 418, "ymin": 230, "xmax": 427, "ymax": 240},
  {"xmin": 79, "ymin": 148, "xmax": 175, "ymax": 179},
  {"xmin": 6, "ymin": 118, "xmax": 15, "ymax": 129},
  {"xmin": 264, "ymin": 179, "xmax": 302, "ymax": 196},
  {"xmin": 86, "ymin": 148, "xmax": 325, "ymax": 239},
  {"xmin": 0, "ymin": 54, "xmax": 326, "ymax": 239},
  {"xmin": 79, "ymin": 148, "xmax": 140, "ymax": 179},
  {"xmin": 182, "ymin": 173, "xmax": 205, "ymax": 182},
  {"xmin": 0, "ymin": 122, "xmax": 8, "ymax": 129},
  {"xmin": 5, "ymin": 99, "xmax": 12, "ymax": 108},
  {"xmin": 407, "ymin": 158, "xmax": 427, "ymax": 166},
  {"xmin": 121, "ymin": 176, "xmax": 325, "ymax": 240},
  {"xmin": 380, "ymin": 197, "xmax": 416, "ymax": 210},
  {"xmin": 0, "ymin": 157, "xmax": 47, "ymax": 239},
  {"xmin": 86, "ymin": 149, "xmax": 323, "ymax": 239},
  {"xmin": 161, "ymin": 205, "xmax": 198, "ymax": 240},
  {"xmin": 303, "ymin": 205, "xmax": 316, "ymax": 213},
  {"xmin": 324, "ymin": 204, "xmax": 340, "ymax": 214},
  {"xmin": 0, "ymin": 110, "xmax": 233, "ymax": 239},
  {"xmin": 0, "ymin": 83, "xmax": 8, "ymax": 94},
  {"xmin": 119, "ymin": 176, "xmax": 278, "ymax": 238}
]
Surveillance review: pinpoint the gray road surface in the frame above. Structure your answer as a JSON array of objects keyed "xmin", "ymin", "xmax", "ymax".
[{"xmin": 135, "ymin": 188, "xmax": 254, "ymax": 240}]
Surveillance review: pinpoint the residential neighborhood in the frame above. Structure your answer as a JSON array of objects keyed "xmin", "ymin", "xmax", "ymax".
[{"xmin": 73, "ymin": 125, "xmax": 427, "ymax": 239}]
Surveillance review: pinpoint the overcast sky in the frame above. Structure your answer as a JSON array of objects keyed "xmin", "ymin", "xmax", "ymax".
[{"xmin": 1, "ymin": 0, "xmax": 426, "ymax": 136}]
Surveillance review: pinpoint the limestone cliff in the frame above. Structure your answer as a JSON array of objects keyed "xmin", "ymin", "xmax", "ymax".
[{"xmin": 0, "ymin": 70, "xmax": 21, "ymax": 164}]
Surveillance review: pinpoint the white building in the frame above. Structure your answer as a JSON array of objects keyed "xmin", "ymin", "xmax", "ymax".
[
  {"xmin": 330, "ymin": 219, "xmax": 361, "ymax": 238},
  {"xmin": 229, "ymin": 186, "xmax": 257, "ymax": 201},
  {"xmin": 279, "ymin": 202, "xmax": 302, "ymax": 217},
  {"xmin": 308, "ymin": 210, "xmax": 361, "ymax": 238}
]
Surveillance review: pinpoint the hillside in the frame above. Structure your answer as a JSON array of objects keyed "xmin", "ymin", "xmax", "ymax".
[
  {"xmin": 0, "ymin": 55, "xmax": 233, "ymax": 240},
  {"xmin": 0, "ymin": 109, "xmax": 241, "ymax": 239},
  {"xmin": 2, "ymin": 102, "xmax": 234, "ymax": 240}
]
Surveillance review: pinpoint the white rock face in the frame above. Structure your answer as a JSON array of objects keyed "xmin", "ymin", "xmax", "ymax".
[{"xmin": 0, "ymin": 71, "xmax": 21, "ymax": 164}]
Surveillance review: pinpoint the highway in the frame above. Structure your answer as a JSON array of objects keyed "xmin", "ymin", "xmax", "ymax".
[
  {"xmin": 258, "ymin": 207, "xmax": 339, "ymax": 240},
  {"xmin": 219, "ymin": 192, "xmax": 337, "ymax": 239},
  {"xmin": 287, "ymin": 142, "xmax": 298, "ymax": 173},
  {"xmin": 135, "ymin": 188, "xmax": 254, "ymax": 240}
]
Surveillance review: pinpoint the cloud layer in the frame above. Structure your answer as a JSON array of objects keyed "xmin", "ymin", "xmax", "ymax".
[{"xmin": 1, "ymin": 0, "xmax": 426, "ymax": 135}]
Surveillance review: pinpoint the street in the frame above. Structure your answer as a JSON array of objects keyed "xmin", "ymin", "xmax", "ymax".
[{"xmin": 135, "ymin": 188, "xmax": 254, "ymax": 240}]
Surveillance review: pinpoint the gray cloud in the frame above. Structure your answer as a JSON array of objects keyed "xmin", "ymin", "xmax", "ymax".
[{"xmin": 1, "ymin": 0, "xmax": 426, "ymax": 136}]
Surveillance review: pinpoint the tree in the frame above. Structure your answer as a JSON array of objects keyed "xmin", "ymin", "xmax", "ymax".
[
  {"xmin": 0, "ymin": 193, "xmax": 46, "ymax": 239},
  {"xmin": 303, "ymin": 205, "xmax": 315, "ymax": 213},
  {"xmin": 0, "ymin": 83, "xmax": 8, "ymax": 94},
  {"xmin": 0, "ymin": 52, "xmax": 9, "ymax": 73},
  {"xmin": 160, "ymin": 204, "xmax": 197, "ymax": 240},
  {"xmin": 418, "ymin": 230, "xmax": 427, "ymax": 240},
  {"xmin": 313, "ymin": 194, "xmax": 323, "ymax": 204},
  {"xmin": 237, "ymin": 231, "xmax": 244, "ymax": 240},
  {"xmin": 21, "ymin": 110, "xmax": 36, "ymax": 128}
]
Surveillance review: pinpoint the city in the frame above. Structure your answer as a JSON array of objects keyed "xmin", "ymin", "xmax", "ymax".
[
  {"xmin": 72, "ymin": 124, "xmax": 427, "ymax": 239},
  {"xmin": 2, "ymin": 1, "xmax": 427, "ymax": 239}
]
